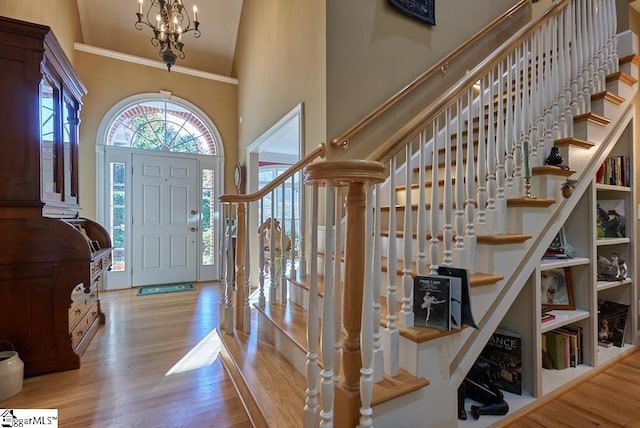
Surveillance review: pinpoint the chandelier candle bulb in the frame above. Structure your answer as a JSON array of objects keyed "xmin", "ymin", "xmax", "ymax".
[
  {"xmin": 138, "ymin": 0, "xmax": 143, "ymax": 14},
  {"xmin": 193, "ymin": 5, "xmax": 198, "ymax": 22}
]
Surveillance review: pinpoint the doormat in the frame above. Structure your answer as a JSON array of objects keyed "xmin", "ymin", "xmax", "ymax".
[{"xmin": 136, "ymin": 283, "xmax": 195, "ymax": 296}]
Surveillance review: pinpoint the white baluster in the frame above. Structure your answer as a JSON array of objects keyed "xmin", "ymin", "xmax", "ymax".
[
  {"xmin": 269, "ymin": 199, "xmax": 277, "ymax": 304},
  {"xmin": 550, "ymin": 14, "xmax": 562, "ymax": 141},
  {"xmin": 382, "ymin": 157, "xmax": 400, "ymax": 377},
  {"xmin": 372, "ymin": 184, "xmax": 383, "ymax": 383},
  {"xmin": 242, "ymin": 203, "xmax": 251, "ymax": 334},
  {"xmin": 486, "ymin": 68, "xmax": 497, "ymax": 235},
  {"xmin": 304, "ymin": 184, "xmax": 320, "ymax": 427},
  {"xmin": 608, "ymin": 0, "xmax": 619, "ymax": 73},
  {"xmin": 476, "ymin": 75, "xmax": 488, "ymax": 238},
  {"xmin": 290, "ymin": 172, "xmax": 297, "ymax": 281},
  {"xmin": 358, "ymin": 183, "xmax": 374, "ymax": 428},
  {"xmin": 258, "ymin": 199, "xmax": 266, "ymax": 306},
  {"xmin": 442, "ymin": 108, "xmax": 453, "ymax": 265},
  {"xmin": 320, "ymin": 183, "xmax": 335, "ymax": 427},
  {"xmin": 556, "ymin": 11, "xmax": 568, "ymax": 138},
  {"xmin": 505, "ymin": 51, "xmax": 515, "ymax": 197},
  {"xmin": 281, "ymin": 183, "xmax": 287, "ymax": 302},
  {"xmin": 563, "ymin": 5, "xmax": 575, "ymax": 137},
  {"xmin": 465, "ymin": 89, "xmax": 477, "ymax": 273},
  {"xmin": 417, "ymin": 130, "xmax": 428, "ymax": 275},
  {"xmin": 454, "ymin": 98, "xmax": 465, "ymax": 267},
  {"xmin": 399, "ymin": 144, "xmax": 414, "ymax": 327},
  {"xmin": 495, "ymin": 60, "xmax": 507, "ymax": 234},
  {"xmin": 429, "ymin": 118, "xmax": 440, "ymax": 273}
]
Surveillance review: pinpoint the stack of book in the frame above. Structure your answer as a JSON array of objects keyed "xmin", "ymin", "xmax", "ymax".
[
  {"xmin": 597, "ymin": 300, "xmax": 629, "ymax": 348},
  {"xmin": 596, "ymin": 155, "xmax": 631, "ymax": 187},
  {"xmin": 477, "ymin": 329, "xmax": 522, "ymax": 395},
  {"xmin": 412, "ymin": 266, "xmax": 477, "ymax": 332},
  {"xmin": 542, "ymin": 326, "xmax": 584, "ymax": 370}
]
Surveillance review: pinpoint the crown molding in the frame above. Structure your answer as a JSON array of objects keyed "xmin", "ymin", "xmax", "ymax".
[{"xmin": 74, "ymin": 43, "xmax": 239, "ymax": 85}]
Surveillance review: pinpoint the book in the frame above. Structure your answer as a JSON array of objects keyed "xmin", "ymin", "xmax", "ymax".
[
  {"xmin": 541, "ymin": 312, "xmax": 556, "ymax": 323},
  {"xmin": 413, "ymin": 274, "xmax": 461, "ymax": 331},
  {"xmin": 437, "ymin": 265, "xmax": 478, "ymax": 329},
  {"xmin": 477, "ymin": 329, "xmax": 522, "ymax": 395},
  {"xmin": 544, "ymin": 331, "xmax": 566, "ymax": 370},
  {"xmin": 596, "ymin": 199, "xmax": 626, "ymax": 238},
  {"xmin": 597, "ymin": 300, "xmax": 629, "ymax": 347}
]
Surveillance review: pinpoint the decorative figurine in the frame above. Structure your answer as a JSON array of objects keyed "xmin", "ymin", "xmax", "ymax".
[
  {"xmin": 561, "ymin": 179, "xmax": 577, "ymax": 198},
  {"xmin": 545, "ymin": 146, "xmax": 563, "ymax": 166}
]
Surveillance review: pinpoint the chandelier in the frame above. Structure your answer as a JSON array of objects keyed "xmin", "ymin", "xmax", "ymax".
[{"xmin": 135, "ymin": 0, "xmax": 201, "ymax": 71}]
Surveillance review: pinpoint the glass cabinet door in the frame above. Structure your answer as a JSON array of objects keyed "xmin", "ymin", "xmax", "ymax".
[{"xmin": 40, "ymin": 76, "xmax": 60, "ymax": 200}]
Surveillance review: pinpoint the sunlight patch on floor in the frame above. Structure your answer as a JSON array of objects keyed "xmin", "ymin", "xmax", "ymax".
[{"xmin": 165, "ymin": 328, "xmax": 221, "ymax": 376}]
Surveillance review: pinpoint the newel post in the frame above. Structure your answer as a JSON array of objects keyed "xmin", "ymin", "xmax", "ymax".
[
  {"xmin": 235, "ymin": 202, "xmax": 250, "ymax": 333},
  {"xmin": 304, "ymin": 160, "xmax": 385, "ymax": 428}
]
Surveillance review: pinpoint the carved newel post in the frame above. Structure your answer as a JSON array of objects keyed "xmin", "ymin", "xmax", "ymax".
[{"xmin": 304, "ymin": 160, "xmax": 385, "ymax": 427}]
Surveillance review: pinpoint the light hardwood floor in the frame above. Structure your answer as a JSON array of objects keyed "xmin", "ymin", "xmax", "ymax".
[
  {"xmin": 499, "ymin": 348, "xmax": 640, "ymax": 427},
  {"xmin": 0, "ymin": 282, "xmax": 251, "ymax": 428},
  {"xmin": 4, "ymin": 281, "xmax": 640, "ymax": 428}
]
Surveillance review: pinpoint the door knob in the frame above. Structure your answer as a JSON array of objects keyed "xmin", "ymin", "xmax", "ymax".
[
  {"xmin": 190, "ymin": 227, "xmax": 198, "ymax": 232},
  {"xmin": 191, "ymin": 210, "xmax": 197, "ymax": 215}
]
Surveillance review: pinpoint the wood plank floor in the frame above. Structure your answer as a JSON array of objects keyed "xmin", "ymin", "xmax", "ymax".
[
  {"xmin": 0, "ymin": 282, "xmax": 252, "ymax": 428},
  {"xmin": 4, "ymin": 281, "xmax": 640, "ymax": 427},
  {"xmin": 499, "ymin": 349, "xmax": 640, "ymax": 427}
]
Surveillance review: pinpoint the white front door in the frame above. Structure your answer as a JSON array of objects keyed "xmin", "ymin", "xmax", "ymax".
[{"xmin": 131, "ymin": 154, "xmax": 198, "ymax": 286}]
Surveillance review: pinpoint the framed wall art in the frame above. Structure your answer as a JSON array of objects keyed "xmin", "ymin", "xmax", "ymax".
[{"xmin": 541, "ymin": 267, "xmax": 575, "ymax": 310}]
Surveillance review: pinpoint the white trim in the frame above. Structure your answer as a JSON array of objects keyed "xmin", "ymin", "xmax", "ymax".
[{"xmin": 74, "ymin": 43, "xmax": 239, "ymax": 85}]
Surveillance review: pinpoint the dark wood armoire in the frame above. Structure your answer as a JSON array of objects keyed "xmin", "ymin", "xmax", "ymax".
[{"xmin": 0, "ymin": 16, "xmax": 112, "ymax": 376}]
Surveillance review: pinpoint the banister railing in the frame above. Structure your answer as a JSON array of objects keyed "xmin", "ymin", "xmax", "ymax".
[
  {"xmin": 219, "ymin": 143, "xmax": 326, "ymax": 333},
  {"xmin": 328, "ymin": 0, "xmax": 531, "ymax": 159}
]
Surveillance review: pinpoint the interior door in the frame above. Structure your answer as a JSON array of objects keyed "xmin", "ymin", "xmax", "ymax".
[{"xmin": 132, "ymin": 154, "xmax": 198, "ymax": 286}]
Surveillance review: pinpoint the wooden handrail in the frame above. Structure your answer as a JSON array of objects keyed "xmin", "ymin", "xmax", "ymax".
[
  {"xmin": 367, "ymin": 0, "xmax": 571, "ymax": 163},
  {"xmin": 219, "ymin": 143, "xmax": 326, "ymax": 204},
  {"xmin": 329, "ymin": 0, "xmax": 530, "ymax": 149}
]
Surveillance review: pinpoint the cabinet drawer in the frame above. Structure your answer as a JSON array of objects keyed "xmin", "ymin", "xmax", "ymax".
[
  {"xmin": 90, "ymin": 258, "xmax": 103, "ymax": 277},
  {"xmin": 70, "ymin": 302, "xmax": 99, "ymax": 349}
]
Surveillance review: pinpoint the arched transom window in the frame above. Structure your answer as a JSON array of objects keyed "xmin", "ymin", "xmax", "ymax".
[{"xmin": 106, "ymin": 100, "xmax": 216, "ymax": 155}]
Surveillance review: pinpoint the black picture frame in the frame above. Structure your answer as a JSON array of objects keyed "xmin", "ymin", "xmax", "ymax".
[{"xmin": 388, "ymin": 0, "xmax": 435, "ymax": 25}]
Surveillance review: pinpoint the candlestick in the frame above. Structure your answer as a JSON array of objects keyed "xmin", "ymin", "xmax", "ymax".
[{"xmin": 523, "ymin": 139, "xmax": 530, "ymax": 178}]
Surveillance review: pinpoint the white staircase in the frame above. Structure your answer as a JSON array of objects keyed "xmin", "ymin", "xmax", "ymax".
[{"xmin": 218, "ymin": 1, "xmax": 639, "ymax": 426}]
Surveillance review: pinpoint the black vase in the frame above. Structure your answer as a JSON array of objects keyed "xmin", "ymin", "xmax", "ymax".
[
  {"xmin": 545, "ymin": 147, "xmax": 563, "ymax": 166},
  {"xmin": 470, "ymin": 400, "xmax": 510, "ymax": 420}
]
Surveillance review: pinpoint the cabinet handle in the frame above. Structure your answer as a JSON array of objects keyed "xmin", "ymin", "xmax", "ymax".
[
  {"xmin": 77, "ymin": 331, "xmax": 84, "ymax": 336},
  {"xmin": 75, "ymin": 309, "xmax": 82, "ymax": 315}
]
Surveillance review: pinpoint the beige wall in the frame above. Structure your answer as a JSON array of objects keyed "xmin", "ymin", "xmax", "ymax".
[
  {"xmin": 326, "ymin": 0, "xmax": 522, "ymax": 142},
  {"xmin": 74, "ymin": 51, "xmax": 238, "ymax": 220},
  {"xmin": 234, "ymin": 0, "xmax": 326, "ymax": 161},
  {"xmin": 0, "ymin": 0, "xmax": 82, "ymax": 63}
]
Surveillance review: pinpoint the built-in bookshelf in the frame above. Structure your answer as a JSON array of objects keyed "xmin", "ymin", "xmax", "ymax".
[{"xmin": 460, "ymin": 118, "xmax": 637, "ymax": 427}]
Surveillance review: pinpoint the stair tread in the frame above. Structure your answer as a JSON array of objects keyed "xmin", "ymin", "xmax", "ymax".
[
  {"xmin": 507, "ymin": 197, "xmax": 556, "ymax": 207},
  {"xmin": 380, "ymin": 229, "xmax": 532, "ymax": 245},
  {"xmin": 592, "ymin": 90, "xmax": 625, "ymax": 105},
  {"xmin": 256, "ymin": 301, "xmax": 429, "ymax": 405},
  {"xmin": 573, "ymin": 111, "xmax": 611, "ymax": 126},
  {"xmin": 554, "ymin": 137, "xmax": 595, "ymax": 149},
  {"xmin": 297, "ymin": 260, "xmax": 503, "ymax": 289},
  {"xmin": 607, "ymin": 70, "xmax": 638, "ymax": 86},
  {"xmin": 532, "ymin": 165, "xmax": 576, "ymax": 177},
  {"xmin": 218, "ymin": 315, "xmax": 307, "ymax": 428}
]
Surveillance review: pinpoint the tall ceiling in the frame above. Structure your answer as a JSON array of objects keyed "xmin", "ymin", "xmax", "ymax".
[{"xmin": 76, "ymin": 0, "xmax": 243, "ymax": 76}]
